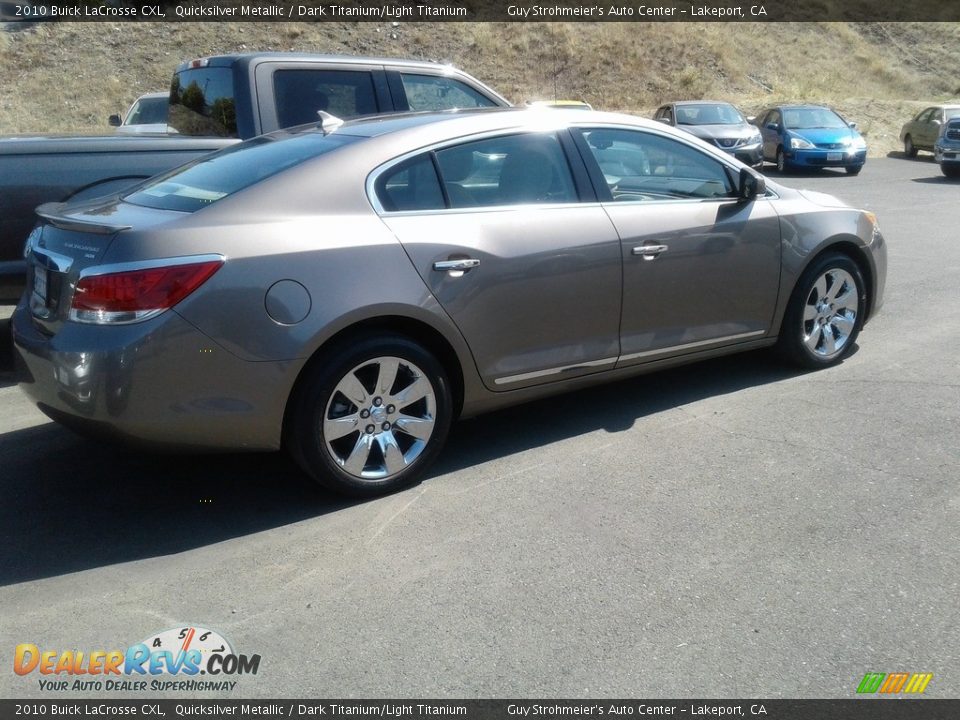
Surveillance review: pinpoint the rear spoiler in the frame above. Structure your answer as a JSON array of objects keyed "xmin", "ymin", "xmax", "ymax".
[{"xmin": 36, "ymin": 202, "xmax": 132, "ymax": 235}]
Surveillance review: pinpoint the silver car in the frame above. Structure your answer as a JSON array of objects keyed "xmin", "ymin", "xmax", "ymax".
[
  {"xmin": 13, "ymin": 109, "xmax": 887, "ymax": 496},
  {"xmin": 654, "ymin": 101, "xmax": 763, "ymax": 168}
]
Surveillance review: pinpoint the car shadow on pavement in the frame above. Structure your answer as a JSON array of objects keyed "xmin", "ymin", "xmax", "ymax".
[
  {"xmin": 761, "ymin": 167, "xmax": 847, "ymax": 180},
  {"xmin": 912, "ymin": 176, "xmax": 956, "ymax": 185},
  {"xmin": 886, "ymin": 151, "xmax": 935, "ymax": 162},
  {"xmin": 0, "ymin": 349, "xmax": 805, "ymax": 586}
]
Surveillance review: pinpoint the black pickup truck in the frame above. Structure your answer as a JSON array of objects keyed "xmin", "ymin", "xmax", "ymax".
[{"xmin": 0, "ymin": 52, "xmax": 510, "ymax": 302}]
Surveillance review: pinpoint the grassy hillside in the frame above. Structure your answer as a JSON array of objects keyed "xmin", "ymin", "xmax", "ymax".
[{"xmin": 2, "ymin": 21, "xmax": 960, "ymax": 155}]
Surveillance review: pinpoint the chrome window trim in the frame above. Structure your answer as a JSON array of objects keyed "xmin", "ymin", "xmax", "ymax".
[{"xmin": 366, "ymin": 121, "xmax": 780, "ymax": 215}]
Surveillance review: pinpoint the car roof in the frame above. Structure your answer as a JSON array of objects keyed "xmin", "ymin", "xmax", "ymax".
[
  {"xmin": 771, "ymin": 104, "xmax": 836, "ymax": 110},
  {"xmin": 669, "ymin": 100, "xmax": 735, "ymax": 106},
  {"xmin": 301, "ymin": 107, "xmax": 675, "ymax": 142}
]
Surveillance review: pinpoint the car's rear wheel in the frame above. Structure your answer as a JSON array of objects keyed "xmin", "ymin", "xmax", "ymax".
[
  {"xmin": 904, "ymin": 135, "xmax": 917, "ymax": 158},
  {"xmin": 777, "ymin": 253, "xmax": 865, "ymax": 369},
  {"xmin": 288, "ymin": 335, "xmax": 453, "ymax": 497},
  {"xmin": 776, "ymin": 147, "xmax": 789, "ymax": 173}
]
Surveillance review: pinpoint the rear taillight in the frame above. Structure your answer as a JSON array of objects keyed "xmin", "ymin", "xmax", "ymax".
[{"xmin": 70, "ymin": 257, "xmax": 223, "ymax": 325}]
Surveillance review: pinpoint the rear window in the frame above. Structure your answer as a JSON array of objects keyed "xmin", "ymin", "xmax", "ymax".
[
  {"xmin": 169, "ymin": 67, "xmax": 237, "ymax": 137},
  {"xmin": 124, "ymin": 132, "xmax": 359, "ymax": 213}
]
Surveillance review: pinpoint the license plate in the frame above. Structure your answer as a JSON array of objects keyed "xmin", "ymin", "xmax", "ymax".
[
  {"xmin": 827, "ymin": 152, "xmax": 843, "ymax": 161},
  {"xmin": 32, "ymin": 265, "xmax": 48, "ymax": 304},
  {"xmin": 944, "ymin": 152, "xmax": 957, "ymax": 159}
]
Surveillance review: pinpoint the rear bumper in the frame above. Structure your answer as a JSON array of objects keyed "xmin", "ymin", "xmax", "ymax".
[{"xmin": 12, "ymin": 302, "xmax": 295, "ymax": 451}]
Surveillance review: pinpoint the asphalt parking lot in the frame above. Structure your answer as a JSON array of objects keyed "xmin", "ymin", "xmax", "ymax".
[{"xmin": 1, "ymin": 157, "xmax": 957, "ymax": 699}]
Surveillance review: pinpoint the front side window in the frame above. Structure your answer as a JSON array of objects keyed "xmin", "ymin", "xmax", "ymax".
[
  {"xmin": 400, "ymin": 74, "xmax": 499, "ymax": 112},
  {"xmin": 580, "ymin": 128, "xmax": 735, "ymax": 202},
  {"xmin": 274, "ymin": 69, "xmax": 379, "ymax": 128}
]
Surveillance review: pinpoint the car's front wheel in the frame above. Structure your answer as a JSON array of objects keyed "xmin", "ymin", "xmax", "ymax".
[
  {"xmin": 845, "ymin": 165, "xmax": 863, "ymax": 175},
  {"xmin": 942, "ymin": 163, "xmax": 960, "ymax": 179},
  {"xmin": 287, "ymin": 335, "xmax": 453, "ymax": 497},
  {"xmin": 777, "ymin": 253, "xmax": 866, "ymax": 369}
]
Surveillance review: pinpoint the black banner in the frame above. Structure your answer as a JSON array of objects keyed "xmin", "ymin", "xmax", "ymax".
[
  {"xmin": 2, "ymin": 700, "xmax": 960, "ymax": 720},
  {"xmin": 3, "ymin": 0, "xmax": 960, "ymax": 23}
]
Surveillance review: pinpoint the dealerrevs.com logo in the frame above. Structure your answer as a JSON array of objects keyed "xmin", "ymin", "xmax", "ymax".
[
  {"xmin": 14, "ymin": 626, "xmax": 260, "ymax": 692},
  {"xmin": 856, "ymin": 672, "xmax": 933, "ymax": 694}
]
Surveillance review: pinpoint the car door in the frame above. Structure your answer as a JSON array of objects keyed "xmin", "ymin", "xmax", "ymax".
[
  {"xmin": 373, "ymin": 131, "xmax": 623, "ymax": 391},
  {"xmin": 921, "ymin": 107, "xmax": 943, "ymax": 148},
  {"xmin": 571, "ymin": 126, "xmax": 781, "ymax": 365},
  {"xmin": 759, "ymin": 109, "xmax": 782, "ymax": 160}
]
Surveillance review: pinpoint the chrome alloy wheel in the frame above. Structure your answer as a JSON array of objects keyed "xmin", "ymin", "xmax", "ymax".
[
  {"xmin": 322, "ymin": 356, "xmax": 437, "ymax": 480},
  {"xmin": 801, "ymin": 268, "xmax": 858, "ymax": 359}
]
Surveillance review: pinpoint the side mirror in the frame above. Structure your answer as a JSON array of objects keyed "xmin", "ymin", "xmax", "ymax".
[
  {"xmin": 108, "ymin": 114, "xmax": 122, "ymax": 127},
  {"xmin": 932, "ymin": 118, "xmax": 942, "ymax": 126},
  {"xmin": 848, "ymin": 121, "xmax": 858, "ymax": 130},
  {"xmin": 738, "ymin": 167, "xmax": 766, "ymax": 201},
  {"xmin": 765, "ymin": 122, "xmax": 779, "ymax": 131},
  {"xmin": 656, "ymin": 117, "xmax": 671, "ymax": 124},
  {"xmin": 746, "ymin": 115, "xmax": 756, "ymax": 124}
]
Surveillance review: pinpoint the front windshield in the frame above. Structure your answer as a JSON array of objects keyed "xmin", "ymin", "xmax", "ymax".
[
  {"xmin": 782, "ymin": 108, "xmax": 848, "ymax": 130},
  {"xmin": 675, "ymin": 104, "xmax": 745, "ymax": 125}
]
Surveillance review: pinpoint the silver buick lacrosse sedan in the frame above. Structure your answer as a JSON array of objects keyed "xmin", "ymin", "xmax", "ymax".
[{"xmin": 14, "ymin": 108, "xmax": 886, "ymax": 496}]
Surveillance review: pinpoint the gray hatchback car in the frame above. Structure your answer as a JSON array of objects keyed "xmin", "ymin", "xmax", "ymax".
[{"xmin": 13, "ymin": 109, "xmax": 887, "ymax": 496}]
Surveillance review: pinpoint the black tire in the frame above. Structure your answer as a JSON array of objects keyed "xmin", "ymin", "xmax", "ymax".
[
  {"xmin": 845, "ymin": 165, "xmax": 863, "ymax": 175},
  {"xmin": 942, "ymin": 164, "xmax": 960, "ymax": 179},
  {"xmin": 776, "ymin": 147, "xmax": 789, "ymax": 174},
  {"xmin": 777, "ymin": 252, "xmax": 866, "ymax": 369},
  {"xmin": 904, "ymin": 135, "xmax": 917, "ymax": 158},
  {"xmin": 286, "ymin": 334, "xmax": 453, "ymax": 497}
]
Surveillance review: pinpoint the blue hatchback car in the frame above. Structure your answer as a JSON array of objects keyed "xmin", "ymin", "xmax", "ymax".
[{"xmin": 755, "ymin": 105, "xmax": 867, "ymax": 175}]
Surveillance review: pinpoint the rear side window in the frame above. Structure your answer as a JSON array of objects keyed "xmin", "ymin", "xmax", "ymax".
[
  {"xmin": 124, "ymin": 132, "xmax": 359, "ymax": 213},
  {"xmin": 274, "ymin": 70, "xmax": 379, "ymax": 128},
  {"xmin": 375, "ymin": 155, "xmax": 445, "ymax": 212},
  {"xmin": 435, "ymin": 133, "xmax": 577, "ymax": 208},
  {"xmin": 399, "ymin": 73, "xmax": 499, "ymax": 111},
  {"xmin": 169, "ymin": 67, "xmax": 237, "ymax": 137}
]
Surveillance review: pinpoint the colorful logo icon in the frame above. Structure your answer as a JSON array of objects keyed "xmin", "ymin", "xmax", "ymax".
[{"xmin": 856, "ymin": 672, "xmax": 933, "ymax": 694}]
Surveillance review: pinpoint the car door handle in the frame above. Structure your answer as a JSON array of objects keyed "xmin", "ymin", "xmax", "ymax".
[
  {"xmin": 632, "ymin": 244, "xmax": 669, "ymax": 260},
  {"xmin": 433, "ymin": 258, "xmax": 481, "ymax": 272}
]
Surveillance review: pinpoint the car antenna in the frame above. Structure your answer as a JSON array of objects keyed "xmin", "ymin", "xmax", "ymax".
[{"xmin": 317, "ymin": 111, "xmax": 344, "ymax": 134}]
